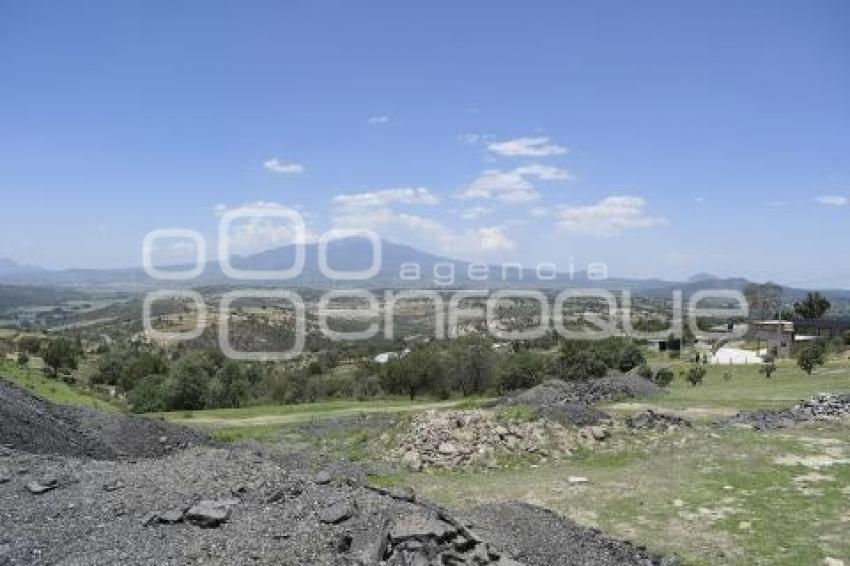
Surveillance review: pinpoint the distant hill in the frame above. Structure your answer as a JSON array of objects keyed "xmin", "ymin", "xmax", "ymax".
[
  {"xmin": 0, "ymin": 258, "xmax": 45, "ymax": 276},
  {"xmin": 1, "ymin": 240, "xmax": 849, "ymax": 301},
  {"xmin": 687, "ymin": 272, "xmax": 721, "ymax": 283}
]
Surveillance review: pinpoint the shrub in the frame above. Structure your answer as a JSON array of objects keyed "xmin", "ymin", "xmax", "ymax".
[
  {"xmin": 636, "ymin": 364, "xmax": 653, "ymax": 380},
  {"xmin": 685, "ymin": 364, "xmax": 706, "ymax": 386},
  {"xmin": 618, "ymin": 342, "xmax": 646, "ymax": 373},
  {"xmin": 759, "ymin": 362, "xmax": 777, "ymax": 379},
  {"xmin": 652, "ymin": 367, "xmax": 675, "ymax": 387},
  {"xmin": 558, "ymin": 349, "xmax": 608, "ymax": 381},
  {"xmin": 127, "ymin": 375, "xmax": 169, "ymax": 413},
  {"xmin": 722, "ymin": 371, "xmax": 733, "ymax": 381},
  {"xmin": 796, "ymin": 343, "xmax": 825, "ymax": 376},
  {"xmin": 498, "ymin": 351, "xmax": 546, "ymax": 392}
]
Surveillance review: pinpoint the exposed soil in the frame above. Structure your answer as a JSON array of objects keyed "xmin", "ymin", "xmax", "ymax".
[
  {"xmin": 724, "ymin": 393, "xmax": 850, "ymax": 430},
  {"xmin": 0, "ymin": 378, "xmax": 205, "ymax": 460},
  {"xmin": 0, "ymin": 376, "xmax": 675, "ymax": 565},
  {"xmin": 464, "ymin": 502, "xmax": 676, "ymax": 566},
  {"xmin": 496, "ymin": 376, "xmax": 665, "ymax": 426}
]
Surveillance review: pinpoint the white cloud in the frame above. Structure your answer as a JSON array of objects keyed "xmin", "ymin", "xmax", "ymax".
[
  {"xmin": 263, "ymin": 158, "xmax": 304, "ymax": 174},
  {"xmin": 474, "ymin": 226, "xmax": 516, "ymax": 251},
  {"xmin": 529, "ymin": 207, "xmax": 550, "ymax": 218},
  {"xmin": 332, "ymin": 187, "xmax": 439, "ymax": 208},
  {"xmin": 487, "ymin": 136, "xmax": 568, "ymax": 157},
  {"xmin": 556, "ymin": 196, "xmax": 666, "ymax": 237},
  {"xmin": 330, "ymin": 188, "xmax": 514, "ymax": 253},
  {"xmin": 395, "ymin": 214, "xmax": 516, "ymax": 252},
  {"xmin": 815, "ymin": 195, "xmax": 848, "ymax": 206},
  {"xmin": 459, "ymin": 164, "xmax": 572, "ymax": 203},
  {"xmin": 459, "ymin": 206, "xmax": 493, "ymax": 220},
  {"xmin": 367, "ymin": 115, "xmax": 390, "ymax": 125},
  {"xmin": 213, "ymin": 201, "xmax": 318, "ymax": 256}
]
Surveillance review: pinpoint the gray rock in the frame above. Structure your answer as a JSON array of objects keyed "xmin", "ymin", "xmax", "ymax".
[
  {"xmin": 158, "ymin": 508, "xmax": 185, "ymax": 524},
  {"xmin": 388, "ymin": 486, "xmax": 415, "ymax": 502},
  {"xmin": 390, "ymin": 514, "xmax": 457, "ymax": 543},
  {"xmin": 401, "ymin": 450, "xmax": 422, "ymax": 471},
  {"xmin": 186, "ymin": 500, "xmax": 231, "ymax": 528},
  {"xmin": 319, "ymin": 500, "xmax": 355, "ymax": 524},
  {"xmin": 314, "ymin": 470, "xmax": 333, "ymax": 485},
  {"xmin": 25, "ymin": 478, "xmax": 58, "ymax": 494}
]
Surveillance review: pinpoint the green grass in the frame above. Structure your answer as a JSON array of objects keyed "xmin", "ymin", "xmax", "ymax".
[
  {"xmin": 494, "ymin": 404, "xmax": 539, "ymax": 423},
  {"xmin": 0, "ymin": 359, "xmax": 121, "ymax": 411},
  {"xmin": 365, "ymin": 359, "xmax": 850, "ymax": 565},
  {"xmin": 602, "ymin": 360, "xmax": 850, "ymax": 420},
  {"xmin": 154, "ymin": 396, "xmax": 489, "ymax": 427},
  {"xmin": 211, "ymin": 424, "xmax": 283, "ymax": 442},
  {"xmin": 393, "ymin": 421, "xmax": 850, "ymax": 565}
]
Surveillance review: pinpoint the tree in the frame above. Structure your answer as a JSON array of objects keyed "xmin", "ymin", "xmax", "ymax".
[
  {"xmin": 794, "ymin": 292, "xmax": 831, "ymax": 320},
  {"xmin": 18, "ymin": 335, "xmax": 43, "ymax": 355},
  {"xmin": 652, "ymin": 367, "xmax": 675, "ymax": 387},
  {"xmin": 498, "ymin": 351, "xmax": 546, "ymax": 393},
  {"xmin": 384, "ymin": 346, "xmax": 444, "ymax": 400},
  {"xmin": 42, "ymin": 337, "xmax": 79, "ymax": 376},
  {"xmin": 447, "ymin": 339, "xmax": 496, "ymax": 395},
  {"xmin": 618, "ymin": 342, "xmax": 646, "ymax": 373},
  {"xmin": 685, "ymin": 364, "xmax": 706, "ymax": 386},
  {"xmin": 166, "ymin": 350, "xmax": 217, "ymax": 409},
  {"xmin": 559, "ymin": 348, "xmax": 608, "ymax": 381},
  {"xmin": 743, "ymin": 282, "xmax": 784, "ymax": 320},
  {"xmin": 759, "ymin": 355, "xmax": 777, "ymax": 379},
  {"xmin": 796, "ymin": 343, "xmax": 825, "ymax": 375},
  {"xmin": 17, "ymin": 351, "xmax": 29, "ymax": 367}
]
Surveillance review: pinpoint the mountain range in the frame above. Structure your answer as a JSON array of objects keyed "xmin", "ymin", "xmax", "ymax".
[{"xmin": 0, "ymin": 239, "xmax": 847, "ymax": 300}]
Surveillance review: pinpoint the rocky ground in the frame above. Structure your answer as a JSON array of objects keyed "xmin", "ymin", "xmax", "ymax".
[
  {"xmin": 464, "ymin": 502, "xmax": 677, "ymax": 566},
  {"xmin": 625, "ymin": 410, "xmax": 691, "ymax": 431},
  {"xmin": 725, "ymin": 392, "xmax": 850, "ymax": 430},
  {"xmin": 0, "ymin": 377, "xmax": 674, "ymax": 565},
  {"xmin": 392, "ymin": 409, "xmax": 609, "ymax": 470},
  {"xmin": 496, "ymin": 376, "xmax": 664, "ymax": 426},
  {"xmin": 0, "ymin": 379, "xmax": 205, "ymax": 460}
]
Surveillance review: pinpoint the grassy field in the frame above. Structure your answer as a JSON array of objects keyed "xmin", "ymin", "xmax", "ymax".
[
  {"xmin": 155, "ymin": 396, "xmax": 486, "ymax": 443},
  {"xmin": 603, "ymin": 360, "xmax": 850, "ymax": 420},
  {"xmin": 367, "ymin": 361, "xmax": 850, "ymax": 565}
]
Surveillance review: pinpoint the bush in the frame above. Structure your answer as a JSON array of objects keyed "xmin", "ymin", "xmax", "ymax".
[
  {"xmin": 636, "ymin": 364, "xmax": 653, "ymax": 380},
  {"xmin": 796, "ymin": 342, "xmax": 826, "ymax": 375},
  {"xmin": 652, "ymin": 367, "xmax": 675, "ymax": 387},
  {"xmin": 127, "ymin": 375, "xmax": 169, "ymax": 413},
  {"xmin": 618, "ymin": 342, "xmax": 646, "ymax": 372},
  {"xmin": 685, "ymin": 364, "xmax": 706, "ymax": 386},
  {"xmin": 498, "ymin": 351, "xmax": 546, "ymax": 392},
  {"xmin": 759, "ymin": 361, "xmax": 777, "ymax": 379},
  {"xmin": 558, "ymin": 349, "xmax": 608, "ymax": 381}
]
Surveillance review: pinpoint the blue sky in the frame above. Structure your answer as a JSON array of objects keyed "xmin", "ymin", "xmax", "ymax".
[{"xmin": 1, "ymin": 0, "xmax": 849, "ymax": 285}]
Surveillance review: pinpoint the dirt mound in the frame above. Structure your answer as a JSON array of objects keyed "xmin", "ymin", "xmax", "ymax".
[
  {"xmin": 464, "ymin": 502, "xmax": 676, "ymax": 565},
  {"xmin": 0, "ymin": 443, "xmax": 528, "ymax": 565},
  {"xmin": 726, "ymin": 393, "xmax": 850, "ymax": 431},
  {"xmin": 499, "ymin": 376, "xmax": 664, "ymax": 426},
  {"xmin": 391, "ymin": 409, "xmax": 609, "ymax": 470},
  {"xmin": 0, "ymin": 377, "xmax": 205, "ymax": 460}
]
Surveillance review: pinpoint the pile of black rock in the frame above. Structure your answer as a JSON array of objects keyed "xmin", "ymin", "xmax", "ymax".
[
  {"xmin": 625, "ymin": 410, "xmax": 691, "ymax": 431},
  {"xmin": 728, "ymin": 393, "xmax": 850, "ymax": 431}
]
